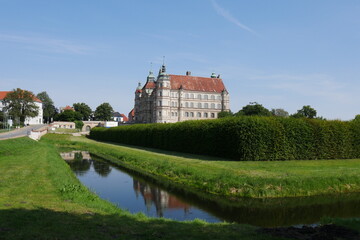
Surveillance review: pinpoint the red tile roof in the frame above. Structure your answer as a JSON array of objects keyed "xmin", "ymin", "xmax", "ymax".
[
  {"xmin": 120, "ymin": 114, "xmax": 128, "ymax": 122},
  {"xmin": 169, "ymin": 75, "xmax": 226, "ymax": 93},
  {"xmin": 0, "ymin": 91, "xmax": 42, "ymax": 102},
  {"xmin": 63, "ymin": 105, "xmax": 74, "ymax": 111},
  {"xmin": 143, "ymin": 81, "xmax": 156, "ymax": 89},
  {"xmin": 129, "ymin": 108, "xmax": 135, "ymax": 117}
]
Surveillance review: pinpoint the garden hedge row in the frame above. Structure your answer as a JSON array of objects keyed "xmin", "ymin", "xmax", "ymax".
[{"xmin": 89, "ymin": 117, "xmax": 360, "ymax": 161}]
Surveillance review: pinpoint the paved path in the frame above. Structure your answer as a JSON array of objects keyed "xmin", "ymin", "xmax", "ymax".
[{"xmin": 0, "ymin": 125, "xmax": 46, "ymax": 140}]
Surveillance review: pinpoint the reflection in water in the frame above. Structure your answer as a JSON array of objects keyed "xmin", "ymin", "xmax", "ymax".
[
  {"xmin": 61, "ymin": 151, "xmax": 360, "ymax": 227},
  {"xmin": 133, "ymin": 179, "xmax": 190, "ymax": 217}
]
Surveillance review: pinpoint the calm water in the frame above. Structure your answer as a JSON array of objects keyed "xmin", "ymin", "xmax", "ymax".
[{"xmin": 62, "ymin": 151, "xmax": 360, "ymax": 227}]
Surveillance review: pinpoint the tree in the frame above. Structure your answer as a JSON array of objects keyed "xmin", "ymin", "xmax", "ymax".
[
  {"xmin": 291, "ymin": 105, "xmax": 317, "ymax": 119},
  {"xmin": 54, "ymin": 110, "xmax": 82, "ymax": 122},
  {"xmin": 3, "ymin": 88, "xmax": 39, "ymax": 125},
  {"xmin": 74, "ymin": 120, "xmax": 84, "ymax": 130},
  {"xmin": 355, "ymin": 114, "xmax": 360, "ymax": 121},
  {"xmin": 73, "ymin": 102, "xmax": 92, "ymax": 121},
  {"xmin": 271, "ymin": 108, "xmax": 289, "ymax": 117},
  {"xmin": 218, "ymin": 111, "xmax": 233, "ymax": 118},
  {"xmin": 94, "ymin": 103, "xmax": 114, "ymax": 121},
  {"xmin": 235, "ymin": 102, "xmax": 271, "ymax": 117},
  {"xmin": 37, "ymin": 91, "xmax": 56, "ymax": 123}
]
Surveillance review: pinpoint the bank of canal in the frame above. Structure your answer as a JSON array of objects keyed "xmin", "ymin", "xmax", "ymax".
[{"xmin": 62, "ymin": 151, "xmax": 360, "ymax": 227}]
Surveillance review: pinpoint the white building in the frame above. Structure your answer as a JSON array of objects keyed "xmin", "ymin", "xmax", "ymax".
[
  {"xmin": 132, "ymin": 65, "xmax": 230, "ymax": 123},
  {"xmin": 0, "ymin": 91, "xmax": 43, "ymax": 125}
]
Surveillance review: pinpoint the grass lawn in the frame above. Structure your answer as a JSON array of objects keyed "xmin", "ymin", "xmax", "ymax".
[
  {"xmin": 42, "ymin": 134, "xmax": 360, "ymax": 199},
  {"xmin": 0, "ymin": 137, "xmax": 278, "ymax": 240}
]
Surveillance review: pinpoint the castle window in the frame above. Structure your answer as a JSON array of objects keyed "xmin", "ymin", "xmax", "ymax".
[
  {"xmin": 198, "ymin": 94, "xmax": 201, "ymax": 99},
  {"xmin": 190, "ymin": 112, "xmax": 194, "ymax": 117},
  {"xmin": 197, "ymin": 112, "xmax": 201, "ymax": 117},
  {"xmin": 217, "ymin": 104, "xmax": 221, "ymax": 109},
  {"xmin": 190, "ymin": 102, "xmax": 194, "ymax": 108},
  {"xmin": 158, "ymin": 101, "xmax": 162, "ymax": 106},
  {"xmin": 159, "ymin": 111, "xmax": 162, "ymax": 116},
  {"xmin": 171, "ymin": 112, "xmax": 174, "ymax": 117},
  {"xmin": 211, "ymin": 103, "xmax": 215, "ymax": 109},
  {"xmin": 190, "ymin": 93, "xmax": 194, "ymax": 99},
  {"xmin": 171, "ymin": 92, "xmax": 174, "ymax": 98},
  {"xmin": 185, "ymin": 102, "xmax": 189, "ymax": 108},
  {"xmin": 185, "ymin": 112, "xmax": 189, "ymax": 117},
  {"xmin": 204, "ymin": 113, "xmax": 208, "ymax": 118},
  {"xmin": 171, "ymin": 102, "xmax": 174, "ymax": 107},
  {"xmin": 217, "ymin": 95, "xmax": 221, "ymax": 100},
  {"xmin": 211, "ymin": 95, "xmax": 215, "ymax": 100},
  {"xmin": 204, "ymin": 103, "xmax": 208, "ymax": 108},
  {"xmin": 211, "ymin": 113, "xmax": 215, "ymax": 118},
  {"xmin": 204, "ymin": 95, "xmax": 208, "ymax": 100},
  {"xmin": 175, "ymin": 112, "xmax": 178, "ymax": 117},
  {"xmin": 185, "ymin": 93, "xmax": 189, "ymax": 99},
  {"xmin": 198, "ymin": 103, "xmax": 202, "ymax": 108}
]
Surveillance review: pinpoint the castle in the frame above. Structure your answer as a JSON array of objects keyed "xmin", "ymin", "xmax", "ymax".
[{"xmin": 132, "ymin": 64, "xmax": 230, "ymax": 123}]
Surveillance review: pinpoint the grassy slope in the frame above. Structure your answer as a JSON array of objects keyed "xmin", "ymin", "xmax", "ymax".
[
  {"xmin": 0, "ymin": 137, "xmax": 278, "ymax": 240},
  {"xmin": 41, "ymin": 134, "xmax": 360, "ymax": 199}
]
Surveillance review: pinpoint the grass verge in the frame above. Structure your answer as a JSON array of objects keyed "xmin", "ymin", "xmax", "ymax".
[
  {"xmin": 0, "ymin": 137, "xmax": 279, "ymax": 240},
  {"xmin": 41, "ymin": 134, "xmax": 360, "ymax": 199}
]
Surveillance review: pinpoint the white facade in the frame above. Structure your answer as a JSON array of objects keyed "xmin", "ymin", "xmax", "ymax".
[{"xmin": 0, "ymin": 91, "xmax": 43, "ymax": 125}]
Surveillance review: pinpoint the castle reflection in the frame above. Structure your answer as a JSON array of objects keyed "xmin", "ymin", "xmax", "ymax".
[{"xmin": 133, "ymin": 179, "xmax": 190, "ymax": 217}]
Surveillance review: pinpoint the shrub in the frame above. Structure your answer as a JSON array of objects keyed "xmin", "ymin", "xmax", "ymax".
[{"xmin": 90, "ymin": 117, "xmax": 360, "ymax": 161}]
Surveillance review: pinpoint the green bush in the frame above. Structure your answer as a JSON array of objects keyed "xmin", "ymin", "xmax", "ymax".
[
  {"xmin": 89, "ymin": 117, "xmax": 360, "ymax": 161},
  {"xmin": 74, "ymin": 121, "xmax": 84, "ymax": 130}
]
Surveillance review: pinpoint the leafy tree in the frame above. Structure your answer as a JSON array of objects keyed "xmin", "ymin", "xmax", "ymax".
[
  {"xmin": 218, "ymin": 111, "xmax": 233, "ymax": 118},
  {"xmin": 235, "ymin": 102, "xmax": 271, "ymax": 117},
  {"xmin": 355, "ymin": 114, "xmax": 360, "ymax": 121},
  {"xmin": 271, "ymin": 108, "xmax": 289, "ymax": 117},
  {"xmin": 3, "ymin": 88, "xmax": 39, "ymax": 125},
  {"xmin": 291, "ymin": 105, "xmax": 317, "ymax": 119},
  {"xmin": 74, "ymin": 120, "xmax": 84, "ymax": 130},
  {"xmin": 54, "ymin": 110, "xmax": 82, "ymax": 122},
  {"xmin": 94, "ymin": 102, "xmax": 114, "ymax": 121},
  {"xmin": 37, "ymin": 91, "xmax": 56, "ymax": 123},
  {"xmin": 73, "ymin": 102, "xmax": 92, "ymax": 121}
]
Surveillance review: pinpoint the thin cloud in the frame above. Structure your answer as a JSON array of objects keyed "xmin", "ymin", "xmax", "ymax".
[
  {"xmin": 210, "ymin": 0, "xmax": 258, "ymax": 35},
  {"xmin": 0, "ymin": 34, "xmax": 91, "ymax": 54}
]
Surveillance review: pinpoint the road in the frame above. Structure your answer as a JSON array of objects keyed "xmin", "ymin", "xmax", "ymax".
[{"xmin": 0, "ymin": 124, "xmax": 47, "ymax": 140}]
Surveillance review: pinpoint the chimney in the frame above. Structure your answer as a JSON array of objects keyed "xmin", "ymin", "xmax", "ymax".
[{"xmin": 186, "ymin": 71, "xmax": 191, "ymax": 76}]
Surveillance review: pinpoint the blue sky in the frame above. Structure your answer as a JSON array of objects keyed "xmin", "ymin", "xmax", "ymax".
[{"xmin": 0, "ymin": 0, "xmax": 359, "ymax": 119}]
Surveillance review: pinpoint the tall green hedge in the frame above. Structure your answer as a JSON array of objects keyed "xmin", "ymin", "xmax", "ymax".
[{"xmin": 89, "ymin": 117, "xmax": 360, "ymax": 161}]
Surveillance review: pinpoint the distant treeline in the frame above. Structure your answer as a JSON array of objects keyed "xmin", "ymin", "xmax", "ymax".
[{"xmin": 90, "ymin": 117, "xmax": 360, "ymax": 161}]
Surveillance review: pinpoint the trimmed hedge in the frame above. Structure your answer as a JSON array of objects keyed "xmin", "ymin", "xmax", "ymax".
[{"xmin": 89, "ymin": 117, "xmax": 360, "ymax": 161}]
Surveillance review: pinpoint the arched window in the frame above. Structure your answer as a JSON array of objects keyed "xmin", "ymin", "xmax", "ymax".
[
  {"xmin": 190, "ymin": 112, "xmax": 194, "ymax": 117},
  {"xmin": 204, "ymin": 95, "xmax": 208, "ymax": 100},
  {"xmin": 171, "ymin": 112, "xmax": 174, "ymax": 116},
  {"xmin": 197, "ymin": 112, "xmax": 201, "ymax": 118},
  {"xmin": 217, "ymin": 95, "xmax": 221, "ymax": 100},
  {"xmin": 185, "ymin": 102, "xmax": 189, "ymax": 108},
  {"xmin": 175, "ymin": 112, "xmax": 178, "ymax": 117},
  {"xmin": 159, "ymin": 111, "xmax": 162, "ymax": 116},
  {"xmin": 211, "ymin": 95, "xmax": 215, "ymax": 100},
  {"xmin": 185, "ymin": 112, "xmax": 189, "ymax": 117},
  {"xmin": 204, "ymin": 103, "xmax": 208, "ymax": 108},
  {"xmin": 204, "ymin": 112, "xmax": 208, "ymax": 118},
  {"xmin": 185, "ymin": 93, "xmax": 189, "ymax": 99},
  {"xmin": 190, "ymin": 93, "xmax": 194, "ymax": 99},
  {"xmin": 198, "ymin": 94, "xmax": 201, "ymax": 99},
  {"xmin": 211, "ymin": 103, "xmax": 215, "ymax": 109},
  {"xmin": 198, "ymin": 102, "xmax": 202, "ymax": 108},
  {"xmin": 190, "ymin": 102, "xmax": 194, "ymax": 108},
  {"xmin": 211, "ymin": 113, "xmax": 215, "ymax": 118}
]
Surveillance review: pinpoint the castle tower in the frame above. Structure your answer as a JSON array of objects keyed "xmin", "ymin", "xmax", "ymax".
[{"xmin": 155, "ymin": 64, "xmax": 171, "ymax": 123}]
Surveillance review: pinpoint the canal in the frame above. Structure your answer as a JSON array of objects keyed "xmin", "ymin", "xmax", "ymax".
[{"xmin": 61, "ymin": 151, "xmax": 360, "ymax": 227}]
